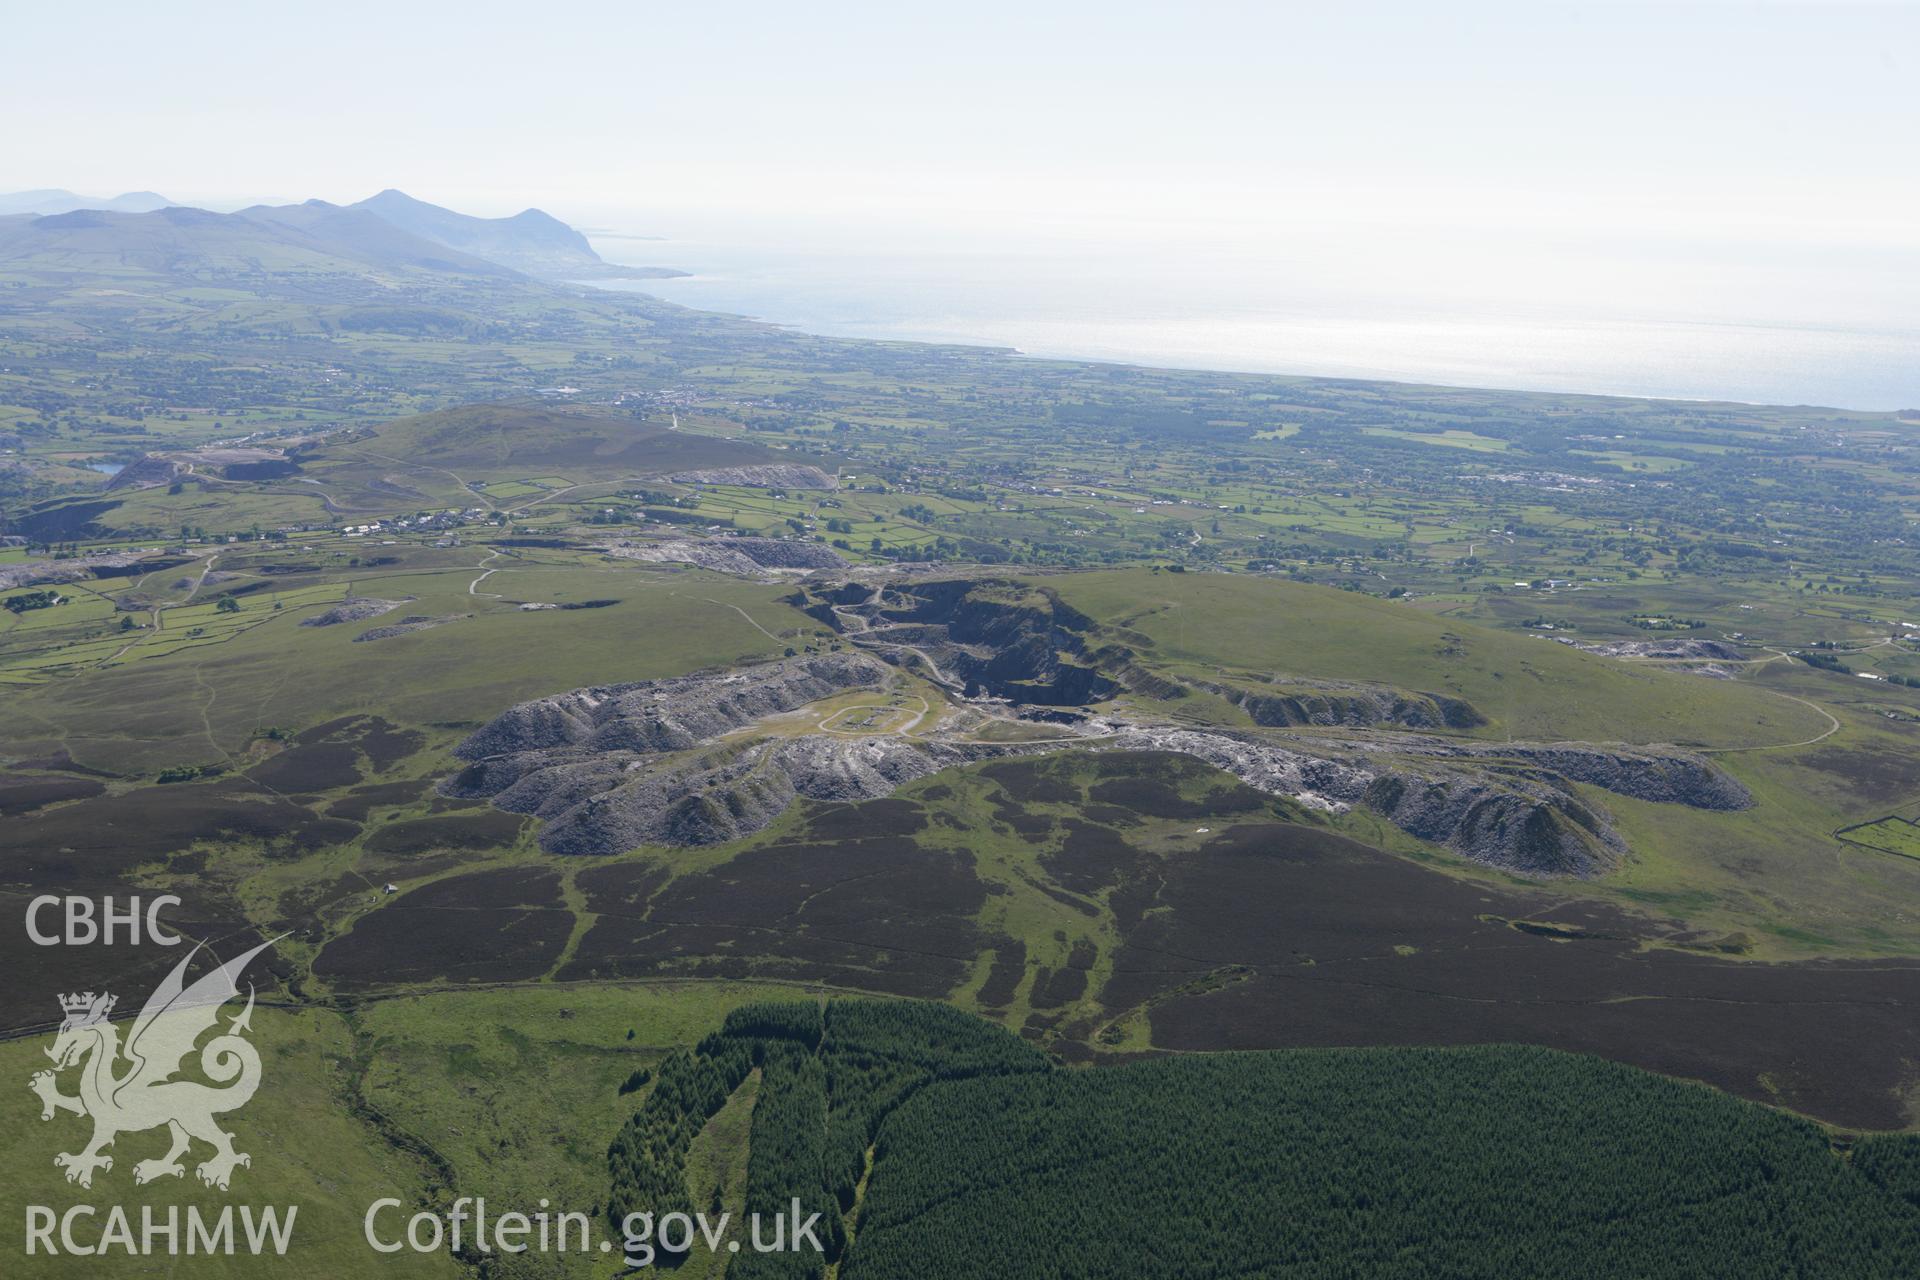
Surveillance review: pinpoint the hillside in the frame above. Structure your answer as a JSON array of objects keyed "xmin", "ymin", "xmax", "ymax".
[
  {"xmin": 315, "ymin": 403, "xmax": 821, "ymax": 480},
  {"xmin": 0, "ymin": 188, "xmax": 172, "ymax": 215},
  {"xmin": 351, "ymin": 188, "xmax": 681, "ymax": 279},
  {"xmin": 847, "ymin": 1030, "xmax": 1920, "ymax": 1279},
  {"xmin": 1047, "ymin": 569, "xmax": 1830, "ymax": 749},
  {"xmin": 235, "ymin": 199, "xmax": 521, "ymax": 276},
  {"xmin": 0, "ymin": 202, "xmax": 518, "ymax": 280}
]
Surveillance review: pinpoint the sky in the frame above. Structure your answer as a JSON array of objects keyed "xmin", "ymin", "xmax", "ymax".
[
  {"xmin": 5, "ymin": 1, "xmax": 1911, "ymax": 227},
  {"xmin": 4, "ymin": 0, "xmax": 1916, "ymax": 384}
]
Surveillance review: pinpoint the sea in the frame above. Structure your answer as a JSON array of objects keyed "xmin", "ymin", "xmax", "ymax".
[{"xmin": 583, "ymin": 215, "xmax": 1920, "ymax": 413}]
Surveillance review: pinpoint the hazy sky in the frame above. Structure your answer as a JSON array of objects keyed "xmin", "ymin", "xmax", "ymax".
[
  {"xmin": 6, "ymin": 1, "xmax": 1912, "ymax": 232},
  {"xmin": 5, "ymin": 0, "xmax": 1916, "ymax": 363}
]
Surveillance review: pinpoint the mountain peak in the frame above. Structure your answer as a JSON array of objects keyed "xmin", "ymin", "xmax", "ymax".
[{"xmin": 348, "ymin": 190, "xmax": 601, "ymax": 276}]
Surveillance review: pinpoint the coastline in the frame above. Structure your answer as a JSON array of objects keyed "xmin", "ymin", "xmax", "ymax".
[{"xmin": 578, "ymin": 262, "xmax": 1918, "ymax": 418}]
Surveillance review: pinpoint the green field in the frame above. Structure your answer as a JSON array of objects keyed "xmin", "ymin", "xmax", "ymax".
[{"xmin": 1840, "ymin": 816, "xmax": 1920, "ymax": 860}]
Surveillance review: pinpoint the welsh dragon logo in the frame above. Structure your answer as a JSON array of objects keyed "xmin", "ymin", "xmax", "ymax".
[{"xmin": 29, "ymin": 937, "xmax": 279, "ymax": 1191}]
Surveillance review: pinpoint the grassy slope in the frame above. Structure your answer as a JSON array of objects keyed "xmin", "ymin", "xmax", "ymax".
[
  {"xmin": 356, "ymin": 983, "xmax": 801, "ymax": 1280},
  {"xmin": 0, "ymin": 984, "xmax": 808, "ymax": 1277},
  {"xmin": 0, "ymin": 1007, "xmax": 456, "ymax": 1278},
  {"xmin": 0, "ymin": 559, "xmax": 800, "ymax": 774},
  {"xmin": 315, "ymin": 404, "xmax": 815, "ymax": 484},
  {"xmin": 1051, "ymin": 568, "xmax": 1829, "ymax": 748}
]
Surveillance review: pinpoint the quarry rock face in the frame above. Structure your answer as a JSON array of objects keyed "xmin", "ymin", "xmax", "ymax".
[
  {"xmin": 1480, "ymin": 743, "xmax": 1751, "ymax": 810},
  {"xmin": 1102, "ymin": 726, "xmax": 1750, "ymax": 878},
  {"xmin": 1359, "ymin": 771, "xmax": 1624, "ymax": 878},
  {"xmin": 300, "ymin": 596, "xmax": 409, "ymax": 627},
  {"xmin": 443, "ymin": 584, "xmax": 1755, "ymax": 877},
  {"xmin": 1376, "ymin": 739, "xmax": 1754, "ymax": 811},
  {"xmin": 448, "ymin": 727, "xmax": 1035, "ymax": 853},
  {"xmin": 667, "ymin": 464, "xmax": 837, "ymax": 489},
  {"xmin": 446, "ymin": 652, "xmax": 959, "ymax": 851},
  {"xmin": 0, "ymin": 547, "xmax": 178, "ymax": 591},
  {"xmin": 454, "ymin": 652, "xmax": 890, "ymax": 760},
  {"xmin": 798, "ymin": 577, "xmax": 1124, "ymax": 704},
  {"xmin": 1197, "ymin": 678, "xmax": 1486, "ymax": 731},
  {"xmin": 606, "ymin": 536, "xmax": 848, "ymax": 575},
  {"xmin": 1108, "ymin": 724, "xmax": 1624, "ymax": 878},
  {"xmin": 1571, "ymin": 638, "xmax": 1747, "ymax": 661},
  {"xmin": 1106, "ymin": 728, "xmax": 1373, "ymax": 813}
]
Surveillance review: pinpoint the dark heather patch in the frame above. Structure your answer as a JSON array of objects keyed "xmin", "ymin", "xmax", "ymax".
[
  {"xmin": 559, "ymin": 836, "xmax": 986, "ymax": 998},
  {"xmin": 397, "ymin": 866, "xmax": 565, "ymax": 910},
  {"xmin": 803, "ymin": 797, "xmax": 928, "ymax": 841},
  {"xmin": 314, "ymin": 867, "xmax": 572, "ymax": 986},
  {"xmin": 247, "ymin": 743, "xmax": 362, "ymax": 793},
  {"xmin": 1022, "ymin": 1012, "xmax": 1062, "ymax": 1036},
  {"xmin": 1032, "ymin": 966, "xmax": 1088, "ymax": 1009},
  {"xmin": 289, "ymin": 714, "xmax": 423, "ymax": 773},
  {"xmin": 429, "ymin": 793, "xmax": 487, "ymax": 812},
  {"xmin": 359, "ymin": 718, "xmax": 427, "ymax": 772},
  {"xmin": 1042, "ymin": 821, "xmax": 1146, "ymax": 896},
  {"xmin": 1794, "ymin": 747, "xmax": 1920, "ymax": 805},
  {"xmin": 991, "ymin": 793, "xmax": 1056, "ymax": 838},
  {"xmin": 1103, "ymin": 822, "xmax": 1920, "ymax": 1130},
  {"xmin": 276, "ymin": 873, "xmax": 372, "ymax": 942},
  {"xmin": 0, "ymin": 890, "xmax": 270, "ymax": 1033},
  {"xmin": 0, "ymin": 778, "xmax": 358, "ymax": 880},
  {"xmin": 978, "ymin": 758, "xmax": 1083, "ymax": 806},
  {"xmin": 326, "ymin": 779, "xmax": 434, "ymax": 821},
  {"xmin": 13, "ymin": 750, "xmax": 119, "ymax": 778},
  {"xmin": 1018, "ymin": 871, "xmax": 1102, "ymax": 919},
  {"xmin": 1088, "ymin": 776, "xmax": 1266, "ymax": 821},
  {"xmin": 573, "ymin": 859, "xmax": 673, "ymax": 912},
  {"xmin": 0, "ymin": 773, "xmax": 105, "ymax": 816},
  {"xmin": 978, "ymin": 940, "xmax": 1028, "ymax": 1007},
  {"xmin": 363, "ymin": 810, "xmax": 527, "ymax": 855}
]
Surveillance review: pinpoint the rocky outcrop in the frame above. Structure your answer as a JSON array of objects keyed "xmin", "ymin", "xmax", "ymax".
[
  {"xmin": 455, "ymin": 735, "xmax": 1020, "ymax": 853},
  {"xmin": 440, "ymin": 580, "xmax": 1752, "ymax": 878},
  {"xmin": 0, "ymin": 548, "xmax": 173, "ymax": 591},
  {"xmin": 301, "ymin": 596, "xmax": 410, "ymax": 627},
  {"xmin": 449, "ymin": 653, "xmax": 913, "ymax": 850},
  {"xmin": 1493, "ymin": 744, "xmax": 1751, "ymax": 810},
  {"xmin": 1107, "ymin": 724, "xmax": 1622, "ymax": 877},
  {"xmin": 1376, "ymin": 740, "xmax": 1753, "ymax": 811},
  {"xmin": 802, "ymin": 578, "xmax": 1122, "ymax": 706},
  {"xmin": 1107, "ymin": 728, "xmax": 1371, "ymax": 813},
  {"xmin": 455, "ymin": 652, "xmax": 890, "ymax": 761},
  {"xmin": 605, "ymin": 536, "xmax": 847, "ymax": 575},
  {"xmin": 1359, "ymin": 771, "xmax": 1622, "ymax": 878},
  {"xmin": 105, "ymin": 446, "xmax": 291, "ymax": 491},
  {"xmin": 1198, "ymin": 677, "xmax": 1484, "ymax": 731},
  {"xmin": 353, "ymin": 613, "xmax": 465, "ymax": 642},
  {"xmin": 1569, "ymin": 638, "xmax": 1745, "ymax": 661},
  {"xmin": 104, "ymin": 455, "xmax": 188, "ymax": 491},
  {"xmin": 668, "ymin": 464, "xmax": 836, "ymax": 489}
]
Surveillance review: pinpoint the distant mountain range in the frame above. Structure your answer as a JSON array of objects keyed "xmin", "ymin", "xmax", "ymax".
[
  {"xmin": 0, "ymin": 188, "xmax": 680, "ymax": 282},
  {"xmin": 349, "ymin": 189, "xmax": 605, "ymax": 277},
  {"xmin": 0, "ymin": 203, "xmax": 521, "ymax": 282},
  {"xmin": 0, "ymin": 189, "xmax": 175, "ymax": 216}
]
